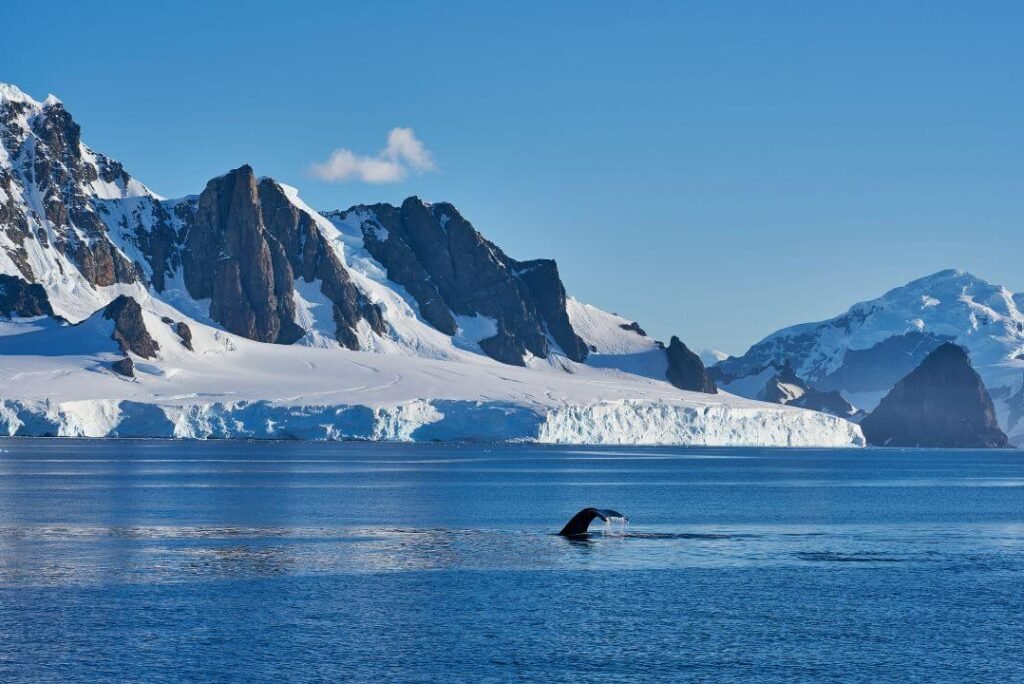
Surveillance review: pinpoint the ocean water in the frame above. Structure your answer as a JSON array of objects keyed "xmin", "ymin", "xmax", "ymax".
[{"xmin": 0, "ymin": 440, "xmax": 1022, "ymax": 682}]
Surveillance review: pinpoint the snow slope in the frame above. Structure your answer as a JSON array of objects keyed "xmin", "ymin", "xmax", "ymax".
[{"xmin": 0, "ymin": 300, "xmax": 862, "ymax": 445}]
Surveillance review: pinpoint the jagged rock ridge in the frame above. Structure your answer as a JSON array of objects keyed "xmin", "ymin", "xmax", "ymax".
[
  {"xmin": 1, "ymin": 85, "xmax": 605, "ymax": 368},
  {"xmin": 0, "ymin": 85, "xmax": 141, "ymax": 288},
  {"xmin": 329, "ymin": 198, "xmax": 588, "ymax": 366}
]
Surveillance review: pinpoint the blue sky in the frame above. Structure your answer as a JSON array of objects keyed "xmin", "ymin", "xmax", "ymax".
[{"xmin": 4, "ymin": 1, "xmax": 1021, "ymax": 353}]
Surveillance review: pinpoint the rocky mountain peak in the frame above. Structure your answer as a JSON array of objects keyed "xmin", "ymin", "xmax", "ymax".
[
  {"xmin": 182, "ymin": 164, "xmax": 384, "ymax": 348},
  {"xmin": 334, "ymin": 197, "xmax": 588, "ymax": 366},
  {"xmin": 860, "ymin": 343, "xmax": 1009, "ymax": 448},
  {"xmin": 0, "ymin": 84, "xmax": 144, "ymax": 292}
]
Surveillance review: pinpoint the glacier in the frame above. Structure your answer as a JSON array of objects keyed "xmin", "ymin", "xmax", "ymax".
[{"xmin": 0, "ymin": 306, "xmax": 864, "ymax": 445}]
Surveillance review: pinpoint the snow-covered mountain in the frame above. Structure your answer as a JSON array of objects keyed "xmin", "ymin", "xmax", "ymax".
[
  {"xmin": 0, "ymin": 83, "xmax": 862, "ymax": 445},
  {"xmin": 713, "ymin": 269, "xmax": 1024, "ymax": 445}
]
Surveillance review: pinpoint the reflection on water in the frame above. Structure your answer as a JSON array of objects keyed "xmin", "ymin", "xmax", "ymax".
[
  {"xmin": 2, "ymin": 521, "xmax": 1023, "ymax": 586},
  {"xmin": 1, "ymin": 440, "xmax": 1024, "ymax": 682}
]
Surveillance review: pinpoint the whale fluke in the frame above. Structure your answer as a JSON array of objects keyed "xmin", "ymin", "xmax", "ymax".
[{"xmin": 558, "ymin": 508, "xmax": 628, "ymax": 537}]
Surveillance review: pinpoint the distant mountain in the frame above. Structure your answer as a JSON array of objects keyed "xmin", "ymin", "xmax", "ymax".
[
  {"xmin": 699, "ymin": 349, "xmax": 730, "ymax": 366},
  {"xmin": 861, "ymin": 343, "xmax": 1009, "ymax": 448},
  {"xmin": 0, "ymin": 82, "xmax": 859, "ymax": 445},
  {"xmin": 755, "ymin": 363, "xmax": 862, "ymax": 420},
  {"xmin": 712, "ymin": 269, "xmax": 1024, "ymax": 446}
]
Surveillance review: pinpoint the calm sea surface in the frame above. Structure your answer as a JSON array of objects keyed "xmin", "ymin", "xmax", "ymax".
[{"xmin": 0, "ymin": 439, "xmax": 1022, "ymax": 682}]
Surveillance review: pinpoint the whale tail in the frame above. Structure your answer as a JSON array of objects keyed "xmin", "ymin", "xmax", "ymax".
[{"xmin": 558, "ymin": 508, "xmax": 628, "ymax": 537}]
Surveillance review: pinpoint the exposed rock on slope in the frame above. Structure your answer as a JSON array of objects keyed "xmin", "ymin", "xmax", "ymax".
[
  {"xmin": 665, "ymin": 336, "xmax": 717, "ymax": 393},
  {"xmin": 102, "ymin": 295, "xmax": 158, "ymax": 359},
  {"xmin": 175, "ymin": 321, "xmax": 193, "ymax": 351},
  {"xmin": 790, "ymin": 390, "xmax": 862, "ymax": 420},
  {"xmin": 331, "ymin": 198, "xmax": 588, "ymax": 365},
  {"xmin": 755, "ymin": 363, "xmax": 862, "ymax": 419},
  {"xmin": 0, "ymin": 88, "xmax": 140, "ymax": 287},
  {"xmin": 758, "ymin": 363, "xmax": 808, "ymax": 403},
  {"xmin": 0, "ymin": 274, "xmax": 55, "ymax": 318},
  {"xmin": 860, "ymin": 343, "xmax": 1009, "ymax": 448},
  {"xmin": 180, "ymin": 166, "xmax": 386, "ymax": 348},
  {"xmin": 111, "ymin": 356, "xmax": 134, "ymax": 378}
]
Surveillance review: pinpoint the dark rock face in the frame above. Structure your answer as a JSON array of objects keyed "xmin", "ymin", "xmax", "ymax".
[
  {"xmin": 755, "ymin": 363, "xmax": 861, "ymax": 419},
  {"xmin": 759, "ymin": 363, "xmax": 808, "ymax": 403},
  {"xmin": 514, "ymin": 258, "xmax": 589, "ymax": 362},
  {"xmin": 816, "ymin": 331, "xmax": 953, "ymax": 392},
  {"xmin": 175, "ymin": 321, "xmax": 193, "ymax": 351},
  {"xmin": 257, "ymin": 178, "xmax": 384, "ymax": 349},
  {"xmin": 0, "ymin": 274, "xmax": 56, "ymax": 318},
  {"xmin": 182, "ymin": 166, "xmax": 382, "ymax": 349},
  {"xmin": 1006, "ymin": 375, "xmax": 1024, "ymax": 441},
  {"xmin": 861, "ymin": 343, "xmax": 1009, "ymax": 448},
  {"xmin": 478, "ymin": 330, "xmax": 529, "ymax": 366},
  {"xmin": 102, "ymin": 295, "xmax": 159, "ymax": 359},
  {"xmin": 665, "ymin": 336, "xmax": 717, "ymax": 393},
  {"xmin": 790, "ymin": 390, "xmax": 862, "ymax": 420},
  {"xmin": 619, "ymin": 321, "xmax": 647, "ymax": 336},
  {"xmin": 335, "ymin": 198, "xmax": 587, "ymax": 365},
  {"xmin": 183, "ymin": 165, "xmax": 302, "ymax": 344},
  {"xmin": 111, "ymin": 356, "xmax": 134, "ymax": 377},
  {"xmin": 335, "ymin": 202, "xmax": 456, "ymax": 337},
  {"xmin": 110, "ymin": 197, "xmax": 193, "ymax": 293}
]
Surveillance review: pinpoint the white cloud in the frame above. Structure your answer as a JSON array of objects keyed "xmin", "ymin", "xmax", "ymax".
[{"xmin": 310, "ymin": 127, "xmax": 436, "ymax": 183}]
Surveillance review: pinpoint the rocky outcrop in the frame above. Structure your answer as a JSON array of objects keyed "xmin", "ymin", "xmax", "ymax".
[
  {"xmin": 790, "ymin": 390, "xmax": 862, "ymax": 420},
  {"xmin": 619, "ymin": 321, "xmax": 647, "ymax": 336},
  {"xmin": 175, "ymin": 321, "xmax": 193, "ymax": 351},
  {"xmin": 860, "ymin": 343, "xmax": 1009, "ymax": 448},
  {"xmin": 759, "ymin": 363, "xmax": 808, "ymax": 403},
  {"xmin": 754, "ymin": 363, "xmax": 861, "ymax": 419},
  {"xmin": 160, "ymin": 317, "xmax": 193, "ymax": 351},
  {"xmin": 102, "ymin": 295, "xmax": 158, "ymax": 359},
  {"xmin": 0, "ymin": 274, "xmax": 55, "ymax": 318},
  {"xmin": 665, "ymin": 336, "xmax": 717, "ymax": 393},
  {"xmin": 336, "ymin": 198, "xmax": 588, "ymax": 366},
  {"xmin": 111, "ymin": 356, "xmax": 134, "ymax": 378},
  {"xmin": 181, "ymin": 166, "xmax": 383, "ymax": 349}
]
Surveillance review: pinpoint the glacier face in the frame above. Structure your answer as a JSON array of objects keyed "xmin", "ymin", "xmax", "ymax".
[
  {"xmin": 0, "ymin": 399, "xmax": 864, "ymax": 447},
  {"xmin": 0, "ymin": 82, "xmax": 865, "ymax": 447}
]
